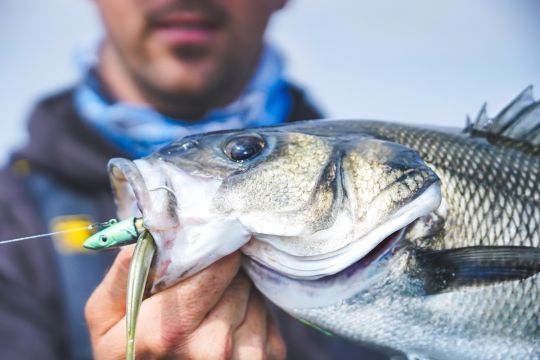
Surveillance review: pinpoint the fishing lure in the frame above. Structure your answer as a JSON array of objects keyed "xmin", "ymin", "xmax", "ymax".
[
  {"xmin": 126, "ymin": 230, "xmax": 156, "ymax": 360},
  {"xmin": 83, "ymin": 217, "xmax": 145, "ymax": 250},
  {"xmin": 84, "ymin": 217, "xmax": 157, "ymax": 360}
]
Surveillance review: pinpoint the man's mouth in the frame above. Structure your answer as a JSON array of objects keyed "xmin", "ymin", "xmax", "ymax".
[{"xmin": 150, "ymin": 11, "xmax": 223, "ymax": 47}]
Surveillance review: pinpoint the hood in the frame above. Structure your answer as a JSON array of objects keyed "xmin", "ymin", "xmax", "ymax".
[{"xmin": 12, "ymin": 89, "xmax": 131, "ymax": 191}]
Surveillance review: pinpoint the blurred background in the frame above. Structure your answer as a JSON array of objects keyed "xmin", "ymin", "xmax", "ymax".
[{"xmin": 1, "ymin": 0, "xmax": 539, "ymax": 163}]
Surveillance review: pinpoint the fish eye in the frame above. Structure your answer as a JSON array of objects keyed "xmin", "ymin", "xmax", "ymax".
[
  {"xmin": 159, "ymin": 139, "xmax": 198, "ymax": 156},
  {"xmin": 224, "ymin": 134, "xmax": 265, "ymax": 162},
  {"xmin": 99, "ymin": 235, "xmax": 108, "ymax": 243}
]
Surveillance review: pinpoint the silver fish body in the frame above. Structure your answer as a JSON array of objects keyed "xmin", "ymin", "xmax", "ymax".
[{"xmin": 107, "ymin": 88, "xmax": 540, "ymax": 359}]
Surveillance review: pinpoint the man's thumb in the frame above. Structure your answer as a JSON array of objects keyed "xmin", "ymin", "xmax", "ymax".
[{"xmin": 85, "ymin": 245, "xmax": 134, "ymax": 337}]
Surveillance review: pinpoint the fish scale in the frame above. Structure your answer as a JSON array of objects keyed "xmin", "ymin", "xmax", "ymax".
[
  {"xmin": 291, "ymin": 271, "xmax": 540, "ymax": 359},
  {"xmin": 354, "ymin": 122, "xmax": 540, "ymax": 249}
]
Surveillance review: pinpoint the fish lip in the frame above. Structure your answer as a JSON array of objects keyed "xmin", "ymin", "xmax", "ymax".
[
  {"xmin": 245, "ymin": 226, "xmax": 407, "ymax": 282},
  {"xmin": 109, "ymin": 158, "xmax": 179, "ymax": 228},
  {"xmin": 108, "ymin": 158, "xmax": 152, "ymax": 220},
  {"xmin": 108, "ymin": 157, "xmax": 253, "ymax": 292},
  {"xmin": 241, "ymin": 181, "xmax": 441, "ymax": 280},
  {"xmin": 242, "ymin": 228, "xmax": 409, "ymax": 310}
]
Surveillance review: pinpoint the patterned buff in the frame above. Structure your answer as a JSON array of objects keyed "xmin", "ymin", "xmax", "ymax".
[{"xmin": 74, "ymin": 46, "xmax": 292, "ymax": 157}]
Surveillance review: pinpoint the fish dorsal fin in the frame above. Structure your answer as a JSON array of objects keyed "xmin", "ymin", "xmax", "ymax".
[
  {"xmin": 413, "ymin": 246, "xmax": 540, "ymax": 295},
  {"xmin": 464, "ymin": 86, "xmax": 540, "ymax": 154}
]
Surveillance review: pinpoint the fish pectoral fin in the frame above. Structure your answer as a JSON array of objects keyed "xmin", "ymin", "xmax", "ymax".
[{"xmin": 413, "ymin": 246, "xmax": 540, "ymax": 295}]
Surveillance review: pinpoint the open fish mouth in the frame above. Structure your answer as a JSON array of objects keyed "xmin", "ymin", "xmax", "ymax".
[
  {"xmin": 108, "ymin": 157, "xmax": 252, "ymax": 292},
  {"xmin": 242, "ymin": 182, "xmax": 441, "ymax": 280}
]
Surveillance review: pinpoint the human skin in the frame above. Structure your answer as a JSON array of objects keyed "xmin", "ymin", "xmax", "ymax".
[
  {"xmin": 86, "ymin": 1, "xmax": 288, "ymax": 358},
  {"xmin": 86, "ymin": 247, "xmax": 286, "ymax": 359},
  {"xmin": 95, "ymin": 0, "xmax": 287, "ymax": 119}
]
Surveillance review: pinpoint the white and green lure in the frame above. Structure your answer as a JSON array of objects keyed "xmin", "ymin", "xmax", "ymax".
[
  {"xmin": 82, "ymin": 217, "xmax": 145, "ymax": 250},
  {"xmin": 84, "ymin": 217, "xmax": 157, "ymax": 360}
]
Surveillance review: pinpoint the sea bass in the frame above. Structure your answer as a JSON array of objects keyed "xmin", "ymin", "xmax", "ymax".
[{"xmin": 87, "ymin": 88, "xmax": 540, "ymax": 359}]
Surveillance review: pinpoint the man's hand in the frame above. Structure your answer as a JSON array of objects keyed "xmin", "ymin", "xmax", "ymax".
[{"xmin": 85, "ymin": 247, "xmax": 286, "ymax": 359}]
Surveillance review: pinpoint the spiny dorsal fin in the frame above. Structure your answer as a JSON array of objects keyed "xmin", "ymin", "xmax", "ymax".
[
  {"xmin": 464, "ymin": 86, "xmax": 540, "ymax": 154},
  {"xmin": 413, "ymin": 246, "xmax": 540, "ymax": 295}
]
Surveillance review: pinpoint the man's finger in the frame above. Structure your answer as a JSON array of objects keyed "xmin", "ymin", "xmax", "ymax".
[
  {"xmin": 142, "ymin": 251, "xmax": 242, "ymax": 327},
  {"xmin": 133, "ymin": 252, "xmax": 242, "ymax": 356},
  {"xmin": 88, "ymin": 252, "xmax": 243, "ymax": 359},
  {"xmin": 85, "ymin": 245, "xmax": 134, "ymax": 338},
  {"xmin": 201, "ymin": 271, "xmax": 252, "ymax": 332},
  {"xmin": 179, "ymin": 272, "xmax": 252, "ymax": 358},
  {"xmin": 231, "ymin": 290, "xmax": 268, "ymax": 360},
  {"xmin": 266, "ymin": 317, "xmax": 287, "ymax": 360}
]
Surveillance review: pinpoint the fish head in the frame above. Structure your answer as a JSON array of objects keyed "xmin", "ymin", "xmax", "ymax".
[{"xmin": 108, "ymin": 121, "xmax": 441, "ymax": 295}]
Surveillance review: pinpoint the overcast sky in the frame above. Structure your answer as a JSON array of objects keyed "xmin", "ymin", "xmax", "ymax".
[{"xmin": 1, "ymin": 0, "xmax": 539, "ymax": 162}]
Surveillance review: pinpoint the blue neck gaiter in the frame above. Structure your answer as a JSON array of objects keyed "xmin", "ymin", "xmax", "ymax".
[{"xmin": 74, "ymin": 46, "xmax": 292, "ymax": 158}]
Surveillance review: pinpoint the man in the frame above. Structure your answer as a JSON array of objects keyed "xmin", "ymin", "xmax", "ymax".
[{"xmin": 0, "ymin": 0, "xmax": 384, "ymax": 358}]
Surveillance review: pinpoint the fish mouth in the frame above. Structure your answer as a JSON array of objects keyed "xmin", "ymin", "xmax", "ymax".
[
  {"xmin": 108, "ymin": 158, "xmax": 150, "ymax": 221},
  {"xmin": 108, "ymin": 157, "xmax": 252, "ymax": 293},
  {"xmin": 242, "ymin": 182, "xmax": 441, "ymax": 280},
  {"xmin": 109, "ymin": 158, "xmax": 182, "ymax": 230}
]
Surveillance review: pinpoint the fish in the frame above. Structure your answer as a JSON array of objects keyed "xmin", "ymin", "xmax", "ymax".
[{"xmin": 95, "ymin": 87, "xmax": 540, "ymax": 359}]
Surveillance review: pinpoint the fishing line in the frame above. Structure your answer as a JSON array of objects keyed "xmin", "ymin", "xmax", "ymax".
[
  {"xmin": 0, "ymin": 219, "xmax": 119, "ymax": 246},
  {"xmin": 0, "ymin": 226, "xmax": 94, "ymax": 245}
]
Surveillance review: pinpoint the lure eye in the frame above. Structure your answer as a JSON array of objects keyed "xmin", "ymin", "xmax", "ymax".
[
  {"xmin": 159, "ymin": 139, "xmax": 198, "ymax": 156},
  {"xmin": 99, "ymin": 235, "xmax": 108, "ymax": 243},
  {"xmin": 224, "ymin": 134, "xmax": 265, "ymax": 162}
]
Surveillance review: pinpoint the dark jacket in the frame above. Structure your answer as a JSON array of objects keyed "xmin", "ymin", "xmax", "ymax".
[{"xmin": 0, "ymin": 86, "xmax": 384, "ymax": 359}]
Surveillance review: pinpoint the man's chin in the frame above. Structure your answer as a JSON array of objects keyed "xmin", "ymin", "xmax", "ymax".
[
  {"xmin": 135, "ymin": 72, "xmax": 228, "ymax": 118},
  {"xmin": 172, "ymin": 45, "xmax": 213, "ymax": 61},
  {"xmin": 131, "ymin": 47, "xmax": 246, "ymax": 115}
]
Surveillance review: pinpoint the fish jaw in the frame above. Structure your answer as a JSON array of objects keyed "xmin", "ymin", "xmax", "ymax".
[
  {"xmin": 242, "ymin": 226, "xmax": 410, "ymax": 310},
  {"xmin": 108, "ymin": 158, "xmax": 251, "ymax": 293},
  {"xmin": 241, "ymin": 182, "xmax": 441, "ymax": 280},
  {"xmin": 239, "ymin": 179, "xmax": 441, "ymax": 323}
]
